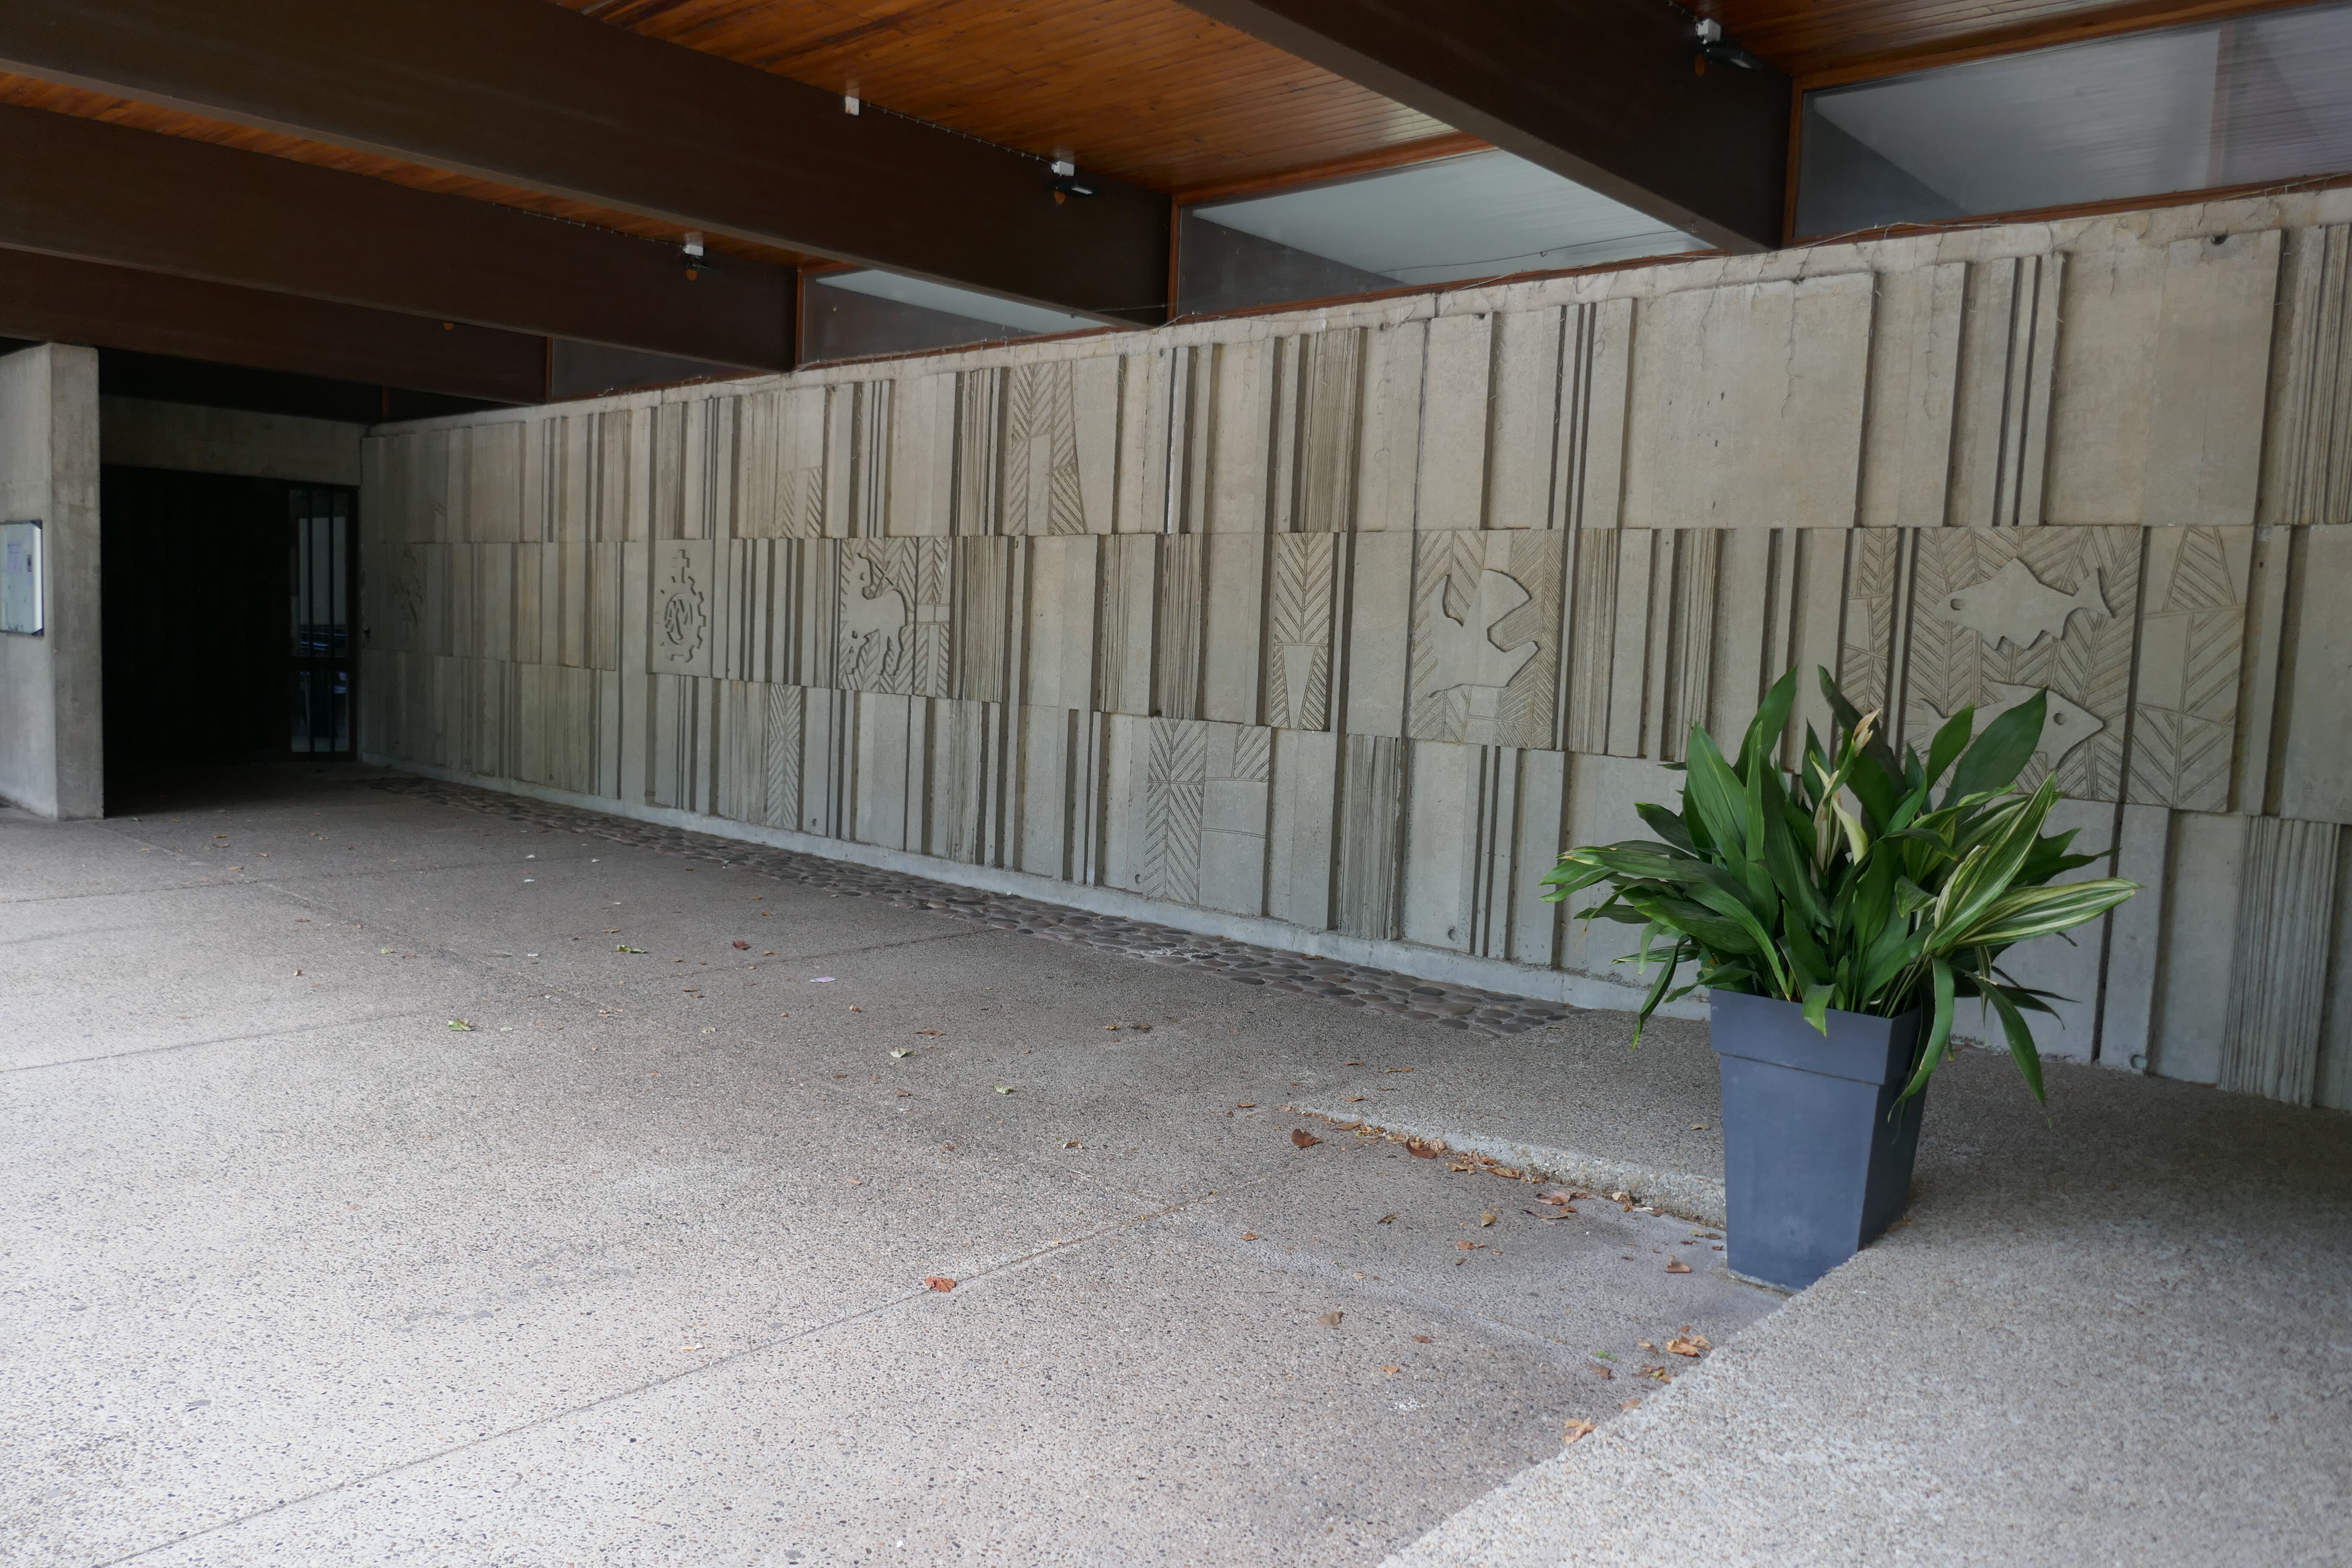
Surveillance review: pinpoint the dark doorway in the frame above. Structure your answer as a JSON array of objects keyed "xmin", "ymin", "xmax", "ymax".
[{"xmin": 102, "ymin": 467, "xmax": 359, "ymax": 793}]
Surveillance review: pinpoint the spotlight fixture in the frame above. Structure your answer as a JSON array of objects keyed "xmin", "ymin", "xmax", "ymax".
[
  {"xmin": 1050, "ymin": 159, "xmax": 1096, "ymax": 202},
  {"xmin": 1693, "ymin": 18, "xmax": 1765, "ymax": 72},
  {"xmin": 681, "ymin": 231, "xmax": 718, "ymax": 280}
]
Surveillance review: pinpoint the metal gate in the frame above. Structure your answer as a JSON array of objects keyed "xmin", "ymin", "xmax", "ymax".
[{"xmin": 288, "ymin": 486, "xmax": 354, "ymax": 756}]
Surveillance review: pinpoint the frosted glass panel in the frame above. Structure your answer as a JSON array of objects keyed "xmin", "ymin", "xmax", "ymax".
[{"xmin": 1798, "ymin": 1, "xmax": 2352, "ymax": 236}]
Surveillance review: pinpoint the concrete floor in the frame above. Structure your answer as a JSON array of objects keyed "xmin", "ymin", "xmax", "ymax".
[
  {"xmin": 5, "ymin": 766, "xmax": 1779, "ymax": 1568},
  {"xmin": 6, "ymin": 766, "xmax": 2347, "ymax": 1568}
]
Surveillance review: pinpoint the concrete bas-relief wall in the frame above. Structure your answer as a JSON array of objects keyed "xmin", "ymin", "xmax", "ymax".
[{"xmin": 360, "ymin": 193, "xmax": 2352, "ymax": 1112}]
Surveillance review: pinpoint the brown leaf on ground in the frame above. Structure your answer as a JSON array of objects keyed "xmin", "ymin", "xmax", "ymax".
[
  {"xmin": 1240, "ymin": 1232, "xmax": 1260, "ymax": 1241},
  {"xmin": 1665, "ymin": 1259, "xmax": 1692, "ymax": 1273},
  {"xmin": 1540, "ymin": 1192, "xmax": 1574, "ymax": 1206},
  {"xmin": 1456, "ymin": 1240, "xmax": 1482, "ymax": 1251},
  {"xmin": 1317, "ymin": 1311, "xmax": 1343, "ymax": 1328},
  {"xmin": 1407, "ymin": 1141, "xmax": 1438, "ymax": 1159},
  {"xmin": 1236, "ymin": 1102, "xmax": 1256, "ymax": 1109},
  {"xmin": 1412, "ymin": 1334, "xmax": 1433, "ymax": 1344},
  {"xmin": 1385, "ymin": 1066, "xmax": 1415, "ymax": 1074},
  {"xmin": 1590, "ymin": 1363, "xmax": 1613, "ymax": 1379},
  {"xmin": 1479, "ymin": 1211, "xmax": 1498, "ymax": 1227},
  {"xmin": 1562, "ymin": 1420, "xmax": 1596, "ymax": 1445},
  {"xmin": 1644, "ymin": 1366, "xmax": 1676, "ymax": 1382},
  {"xmin": 1377, "ymin": 1213, "xmax": 1398, "ymax": 1224},
  {"xmin": 1343, "ymin": 1060, "xmax": 1363, "ymax": 1066},
  {"xmin": 1346, "ymin": 1096, "xmax": 1368, "ymax": 1103},
  {"xmin": 1666, "ymin": 1333, "xmax": 1712, "ymax": 1357},
  {"xmin": 916, "ymin": 1029, "xmax": 943, "ymax": 1036},
  {"xmin": 1637, "ymin": 1341, "xmax": 1654, "ymax": 1350},
  {"xmin": 923, "ymin": 1277, "xmax": 956, "ymax": 1292},
  {"xmin": 1381, "ymin": 1365, "xmax": 1401, "ymax": 1375},
  {"xmin": 732, "ymin": 940, "xmax": 750, "ymax": 950},
  {"xmin": 1291, "ymin": 1129, "xmax": 1322, "ymax": 1148},
  {"xmin": 1620, "ymin": 1400, "xmax": 1642, "ymax": 1412}
]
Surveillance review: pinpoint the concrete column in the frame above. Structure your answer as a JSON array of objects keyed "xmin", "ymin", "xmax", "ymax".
[{"xmin": 0, "ymin": 343, "xmax": 102, "ymax": 818}]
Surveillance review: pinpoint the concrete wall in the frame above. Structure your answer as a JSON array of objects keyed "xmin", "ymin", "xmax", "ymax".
[
  {"xmin": 0, "ymin": 343, "xmax": 101, "ymax": 819},
  {"xmin": 360, "ymin": 190, "xmax": 2352, "ymax": 1110},
  {"xmin": 100, "ymin": 397, "xmax": 364, "ymax": 486}
]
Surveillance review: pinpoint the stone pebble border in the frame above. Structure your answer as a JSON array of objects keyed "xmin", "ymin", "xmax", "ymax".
[{"xmin": 364, "ymin": 772, "xmax": 1583, "ymax": 1040}]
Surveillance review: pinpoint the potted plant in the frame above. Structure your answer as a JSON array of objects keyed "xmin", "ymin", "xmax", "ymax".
[{"xmin": 1542, "ymin": 669, "xmax": 2138, "ymax": 1291}]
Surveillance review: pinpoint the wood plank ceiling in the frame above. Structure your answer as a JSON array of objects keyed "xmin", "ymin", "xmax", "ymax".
[{"xmin": 0, "ymin": 0, "xmax": 2321, "ymax": 270}]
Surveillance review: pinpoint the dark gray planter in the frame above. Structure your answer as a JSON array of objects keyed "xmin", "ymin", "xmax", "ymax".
[{"xmin": 1709, "ymin": 990, "xmax": 1927, "ymax": 1292}]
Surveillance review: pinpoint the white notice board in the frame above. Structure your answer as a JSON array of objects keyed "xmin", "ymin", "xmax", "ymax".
[{"xmin": 1, "ymin": 520, "xmax": 42, "ymax": 635}]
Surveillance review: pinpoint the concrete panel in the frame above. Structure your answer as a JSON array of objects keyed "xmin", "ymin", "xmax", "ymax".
[{"xmin": 1622, "ymin": 274, "xmax": 1872, "ymax": 530}]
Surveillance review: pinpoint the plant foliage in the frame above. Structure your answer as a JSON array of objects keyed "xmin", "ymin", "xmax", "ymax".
[{"xmin": 1540, "ymin": 668, "xmax": 2140, "ymax": 1103}]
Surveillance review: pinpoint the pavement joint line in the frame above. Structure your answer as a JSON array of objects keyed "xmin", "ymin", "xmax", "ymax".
[
  {"xmin": 0, "ymin": 1008, "xmax": 459, "ymax": 1077},
  {"xmin": 79, "ymin": 1174, "xmax": 1280, "ymax": 1568},
  {"xmin": 364, "ymin": 772, "xmax": 1593, "ymax": 1041},
  {"xmin": 1290, "ymin": 1103, "xmax": 1730, "ymax": 1229}
]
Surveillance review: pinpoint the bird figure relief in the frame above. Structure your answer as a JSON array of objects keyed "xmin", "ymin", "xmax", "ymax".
[{"xmin": 1418, "ymin": 570, "xmax": 1539, "ymax": 701}]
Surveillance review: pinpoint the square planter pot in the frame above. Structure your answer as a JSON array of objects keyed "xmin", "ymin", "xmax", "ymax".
[{"xmin": 1710, "ymin": 990, "xmax": 1927, "ymax": 1292}]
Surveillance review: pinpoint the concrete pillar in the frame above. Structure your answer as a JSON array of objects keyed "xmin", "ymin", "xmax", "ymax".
[{"xmin": 0, "ymin": 343, "xmax": 102, "ymax": 818}]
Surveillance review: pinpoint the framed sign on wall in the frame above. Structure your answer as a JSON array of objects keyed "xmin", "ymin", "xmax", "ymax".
[{"xmin": 0, "ymin": 520, "xmax": 40, "ymax": 635}]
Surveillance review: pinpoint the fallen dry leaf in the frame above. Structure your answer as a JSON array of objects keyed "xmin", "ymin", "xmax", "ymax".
[
  {"xmin": 1540, "ymin": 1193, "xmax": 1574, "ymax": 1206},
  {"xmin": 891, "ymin": 1048, "xmax": 914, "ymax": 1058},
  {"xmin": 615, "ymin": 945, "xmax": 646, "ymax": 954},
  {"xmin": 680, "ymin": 1344, "xmax": 705, "ymax": 1352},
  {"xmin": 1644, "ymin": 1366, "xmax": 1676, "ymax": 1382},
  {"xmin": 1665, "ymin": 1259, "xmax": 1692, "ymax": 1274},
  {"xmin": 1376, "ymin": 1213, "xmax": 1398, "ymax": 1225},
  {"xmin": 1590, "ymin": 1363, "xmax": 1613, "ymax": 1379},
  {"xmin": 1291, "ymin": 1129, "xmax": 1322, "ymax": 1148},
  {"xmin": 1385, "ymin": 1066, "xmax": 1415, "ymax": 1074},
  {"xmin": 923, "ymin": 1277, "xmax": 956, "ymax": 1292},
  {"xmin": 1479, "ymin": 1211, "xmax": 1498, "ymax": 1227},
  {"xmin": 1345, "ymin": 1096, "xmax": 1368, "ymax": 1103},
  {"xmin": 1456, "ymin": 1240, "xmax": 1482, "ymax": 1251},
  {"xmin": 1412, "ymin": 1334, "xmax": 1433, "ymax": 1344},
  {"xmin": 1620, "ymin": 1400, "xmax": 1642, "ymax": 1412},
  {"xmin": 732, "ymin": 940, "xmax": 750, "ymax": 950},
  {"xmin": 1236, "ymin": 1102, "xmax": 1256, "ymax": 1109},
  {"xmin": 1317, "ymin": 1311, "xmax": 1344, "ymax": 1328},
  {"xmin": 1381, "ymin": 1364, "xmax": 1401, "ymax": 1375},
  {"xmin": 446, "ymin": 1019, "xmax": 475, "ymax": 1031},
  {"xmin": 1637, "ymin": 1341, "xmax": 1654, "ymax": 1350},
  {"xmin": 1062, "ymin": 1139, "xmax": 1082, "ymax": 1149},
  {"xmin": 993, "ymin": 1085, "xmax": 1013, "ymax": 1095},
  {"xmin": 1666, "ymin": 1331, "xmax": 1712, "ymax": 1357},
  {"xmin": 1562, "ymin": 1420, "xmax": 1596, "ymax": 1445},
  {"xmin": 1343, "ymin": 1060, "xmax": 1363, "ymax": 1066},
  {"xmin": 1240, "ymin": 1232, "xmax": 1260, "ymax": 1241}
]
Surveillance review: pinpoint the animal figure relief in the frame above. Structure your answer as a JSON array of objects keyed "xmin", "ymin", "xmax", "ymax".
[
  {"xmin": 1941, "ymin": 558, "xmax": 2109, "ymax": 650},
  {"xmin": 840, "ymin": 555, "xmax": 912, "ymax": 685},
  {"xmin": 1930, "ymin": 681, "xmax": 2105, "ymax": 769},
  {"xmin": 1419, "ymin": 570, "xmax": 1539, "ymax": 705},
  {"xmin": 657, "ymin": 549, "xmax": 706, "ymax": 662}
]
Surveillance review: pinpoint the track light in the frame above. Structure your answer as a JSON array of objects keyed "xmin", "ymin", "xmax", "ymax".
[{"xmin": 1050, "ymin": 159, "xmax": 1096, "ymax": 202}]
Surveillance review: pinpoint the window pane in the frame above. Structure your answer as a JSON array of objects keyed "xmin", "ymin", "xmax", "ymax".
[{"xmin": 1798, "ymin": 1, "xmax": 2352, "ymax": 236}]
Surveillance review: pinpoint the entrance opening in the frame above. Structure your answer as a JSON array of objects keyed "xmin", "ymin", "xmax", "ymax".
[{"xmin": 102, "ymin": 467, "xmax": 359, "ymax": 805}]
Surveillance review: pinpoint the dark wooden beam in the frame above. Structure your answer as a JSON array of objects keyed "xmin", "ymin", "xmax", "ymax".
[
  {"xmin": 1170, "ymin": 0, "xmax": 1791, "ymax": 253},
  {"xmin": 0, "ymin": 104, "xmax": 791, "ymax": 372},
  {"xmin": 0, "ymin": 0, "xmax": 1171, "ymax": 328},
  {"xmin": 0, "ymin": 247, "xmax": 547, "ymax": 404}
]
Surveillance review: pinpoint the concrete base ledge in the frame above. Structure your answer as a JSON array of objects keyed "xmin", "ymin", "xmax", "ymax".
[
  {"xmin": 1292, "ymin": 1100, "xmax": 1729, "ymax": 1229},
  {"xmin": 361, "ymin": 756, "xmax": 1708, "ymax": 1022}
]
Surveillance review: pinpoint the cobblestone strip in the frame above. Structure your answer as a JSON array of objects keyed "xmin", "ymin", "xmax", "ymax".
[{"xmin": 364, "ymin": 773, "xmax": 1582, "ymax": 1039}]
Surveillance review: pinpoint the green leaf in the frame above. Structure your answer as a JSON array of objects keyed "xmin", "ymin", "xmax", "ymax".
[
  {"xmin": 1635, "ymin": 802, "xmax": 1697, "ymax": 855},
  {"xmin": 1982, "ymin": 983, "xmax": 2048, "ymax": 1105},
  {"xmin": 1680, "ymin": 729, "xmax": 1749, "ymax": 867},
  {"xmin": 1896, "ymin": 957, "xmax": 1957, "ymax": 1104},
  {"xmin": 1739, "ymin": 670, "xmax": 1799, "ymax": 777},
  {"xmin": 1801, "ymin": 982, "xmax": 1836, "ymax": 1036},
  {"xmin": 1955, "ymin": 878, "xmax": 2141, "ymax": 947},
  {"xmin": 1945, "ymin": 688, "xmax": 2046, "ymax": 805}
]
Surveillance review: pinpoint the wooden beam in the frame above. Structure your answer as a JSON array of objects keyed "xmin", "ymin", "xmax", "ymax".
[
  {"xmin": 0, "ymin": 0, "xmax": 1171, "ymax": 328},
  {"xmin": 1170, "ymin": 0, "xmax": 1791, "ymax": 253},
  {"xmin": 0, "ymin": 247, "xmax": 548, "ymax": 404},
  {"xmin": 0, "ymin": 103, "xmax": 791, "ymax": 371}
]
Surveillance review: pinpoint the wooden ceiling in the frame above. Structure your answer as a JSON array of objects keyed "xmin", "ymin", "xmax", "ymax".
[
  {"xmin": 547, "ymin": 0, "xmax": 1457, "ymax": 197},
  {"xmin": 0, "ymin": 0, "xmax": 2324, "ymax": 271},
  {"xmin": 1706, "ymin": 0, "xmax": 2311, "ymax": 83}
]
